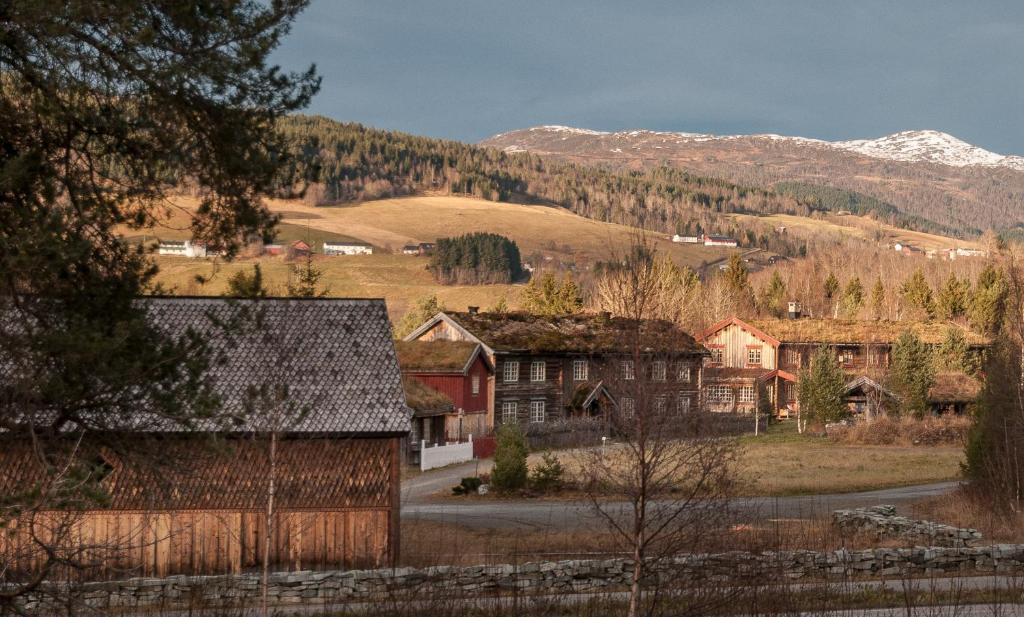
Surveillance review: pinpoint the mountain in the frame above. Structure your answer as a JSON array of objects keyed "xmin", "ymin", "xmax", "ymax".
[{"xmin": 481, "ymin": 126, "xmax": 1024, "ymax": 232}]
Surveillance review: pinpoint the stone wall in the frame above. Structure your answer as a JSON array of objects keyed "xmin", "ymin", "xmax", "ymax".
[
  {"xmin": 833, "ymin": 505, "xmax": 983, "ymax": 547},
  {"xmin": 13, "ymin": 544, "xmax": 1024, "ymax": 613}
]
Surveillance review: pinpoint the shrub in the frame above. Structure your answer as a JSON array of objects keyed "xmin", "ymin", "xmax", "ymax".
[
  {"xmin": 451, "ymin": 476, "xmax": 483, "ymax": 496},
  {"xmin": 491, "ymin": 424, "xmax": 529, "ymax": 492},
  {"xmin": 828, "ymin": 415, "xmax": 971, "ymax": 446},
  {"xmin": 529, "ymin": 452, "xmax": 566, "ymax": 493}
]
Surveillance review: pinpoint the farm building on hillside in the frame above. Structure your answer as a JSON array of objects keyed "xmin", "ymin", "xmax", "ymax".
[
  {"xmin": 157, "ymin": 239, "xmax": 207, "ymax": 258},
  {"xmin": 672, "ymin": 234, "xmax": 702, "ymax": 244},
  {"xmin": 699, "ymin": 314, "xmax": 989, "ymax": 417},
  {"xmin": 324, "ymin": 241, "xmax": 373, "ymax": 256},
  {"xmin": 0, "ymin": 297, "xmax": 411, "ymax": 577},
  {"xmin": 289, "ymin": 239, "xmax": 312, "ymax": 257},
  {"xmin": 404, "ymin": 310, "xmax": 706, "ymax": 430},
  {"xmin": 703, "ymin": 235, "xmax": 738, "ymax": 247},
  {"xmin": 402, "ymin": 245, "xmax": 420, "ymax": 255},
  {"xmin": 395, "ymin": 340, "xmax": 491, "ymax": 446}
]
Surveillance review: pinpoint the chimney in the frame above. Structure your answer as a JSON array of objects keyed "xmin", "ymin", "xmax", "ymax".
[
  {"xmin": 467, "ymin": 306, "xmax": 479, "ymax": 315},
  {"xmin": 787, "ymin": 301, "xmax": 802, "ymax": 320}
]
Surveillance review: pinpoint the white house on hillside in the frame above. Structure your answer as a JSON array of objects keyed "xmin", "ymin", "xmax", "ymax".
[
  {"xmin": 158, "ymin": 239, "xmax": 207, "ymax": 258},
  {"xmin": 323, "ymin": 241, "xmax": 374, "ymax": 256},
  {"xmin": 672, "ymin": 234, "xmax": 703, "ymax": 244}
]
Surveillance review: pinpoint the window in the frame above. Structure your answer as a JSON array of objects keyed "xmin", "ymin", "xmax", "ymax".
[
  {"xmin": 530, "ymin": 360, "xmax": 546, "ymax": 382},
  {"xmin": 503, "ymin": 360, "xmax": 519, "ymax": 383},
  {"xmin": 530, "ymin": 400, "xmax": 546, "ymax": 423},
  {"xmin": 622, "ymin": 360, "xmax": 635, "ymax": 381},
  {"xmin": 471, "ymin": 374, "xmax": 480, "ymax": 395},
  {"xmin": 677, "ymin": 365, "xmax": 691, "ymax": 383},
  {"xmin": 738, "ymin": 385, "xmax": 755, "ymax": 403},
  {"xmin": 746, "ymin": 347, "xmax": 762, "ymax": 367},
  {"xmin": 708, "ymin": 385, "xmax": 733, "ymax": 403},
  {"xmin": 621, "ymin": 397, "xmax": 635, "ymax": 418},
  {"xmin": 709, "ymin": 348, "xmax": 724, "ymax": 365},
  {"xmin": 654, "ymin": 395, "xmax": 668, "ymax": 414},
  {"xmin": 652, "ymin": 360, "xmax": 667, "ymax": 382},
  {"xmin": 573, "ymin": 359, "xmax": 589, "ymax": 381},
  {"xmin": 501, "ymin": 401, "xmax": 518, "ymax": 423},
  {"xmin": 838, "ymin": 349, "xmax": 855, "ymax": 366},
  {"xmin": 677, "ymin": 394, "xmax": 691, "ymax": 414},
  {"xmin": 785, "ymin": 348, "xmax": 800, "ymax": 366}
]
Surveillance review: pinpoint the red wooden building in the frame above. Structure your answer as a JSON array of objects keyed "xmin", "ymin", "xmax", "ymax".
[{"xmin": 395, "ymin": 340, "xmax": 491, "ymax": 442}]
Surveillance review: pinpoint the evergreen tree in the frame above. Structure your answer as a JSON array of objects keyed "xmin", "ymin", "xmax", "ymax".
[
  {"xmin": 936, "ymin": 273, "xmax": 970, "ymax": 321},
  {"xmin": 429, "ymin": 232, "xmax": 523, "ymax": 285},
  {"xmin": 824, "ymin": 272, "xmax": 840, "ymax": 301},
  {"xmin": 759, "ymin": 271, "xmax": 787, "ymax": 317},
  {"xmin": 900, "ymin": 269, "xmax": 936, "ymax": 320},
  {"xmin": 520, "ymin": 272, "xmax": 584, "ymax": 316},
  {"xmin": 887, "ymin": 330, "xmax": 934, "ymax": 417},
  {"xmin": 394, "ymin": 294, "xmax": 445, "ymax": 339},
  {"xmin": 796, "ymin": 345, "xmax": 849, "ymax": 426},
  {"xmin": 870, "ymin": 277, "xmax": 886, "ymax": 320},
  {"xmin": 933, "ymin": 326, "xmax": 976, "ymax": 374},
  {"xmin": 969, "ymin": 264, "xmax": 1008, "ymax": 335},
  {"xmin": 841, "ymin": 276, "xmax": 864, "ymax": 318},
  {"xmin": 225, "ymin": 264, "xmax": 268, "ymax": 298},
  {"xmin": 286, "ymin": 253, "xmax": 327, "ymax": 298},
  {"xmin": 491, "ymin": 423, "xmax": 529, "ymax": 492}
]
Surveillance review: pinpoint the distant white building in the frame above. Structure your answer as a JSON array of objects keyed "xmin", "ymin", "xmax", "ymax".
[
  {"xmin": 158, "ymin": 239, "xmax": 207, "ymax": 258},
  {"xmin": 672, "ymin": 234, "xmax": 703, "ymax": 244},
  {"xmin": 323, "ymin": 241, "xmax": 373, "ymax": 256},
  {"xmin": 703, "ymin": 235, "xmax": 738, "ymax": 248},
  {"xmin": 955, "ymin": 247, "xmax": 986, "ymax": 258}
]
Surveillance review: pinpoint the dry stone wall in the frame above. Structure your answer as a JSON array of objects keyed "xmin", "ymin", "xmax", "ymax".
[
  {"xmin": 832, "ymin": 505, "xmax": 983, "ymax": 547},
  {"xmin": 12, "ymin": 544, "xmax": 1024, "ymax": 613}
]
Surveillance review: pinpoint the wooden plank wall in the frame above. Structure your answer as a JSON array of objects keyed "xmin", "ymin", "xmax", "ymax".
[{"xmin": 1, "ymin": 508, "xmax": 390, "ymax": 578}]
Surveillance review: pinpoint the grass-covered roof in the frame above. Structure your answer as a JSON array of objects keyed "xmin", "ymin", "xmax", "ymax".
[
  {"xmin": 401, "ymin": 376, "xmax": 454, "ymax": 417},
  {"xmin": 395, "ymin": 340, "xmax": 479, "ymax": 373},
  {"xmin": 749, "ymin": 318, "xmax": 988, "ymax": 346}
]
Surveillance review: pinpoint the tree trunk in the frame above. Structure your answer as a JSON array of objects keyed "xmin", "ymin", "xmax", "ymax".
[{"xmin": 261, "ymin": 431, "xmax": 278, "ymax": 617}]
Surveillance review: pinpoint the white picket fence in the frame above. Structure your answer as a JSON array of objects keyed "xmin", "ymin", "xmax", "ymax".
[{"xmin": 420, "ymin": 435, "xmax": 473, "ymax": 471}]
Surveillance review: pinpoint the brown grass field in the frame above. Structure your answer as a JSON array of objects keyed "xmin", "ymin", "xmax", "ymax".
[{"xmin": 143, "ymin": 194, "xmax": 734, "ymax": 318}]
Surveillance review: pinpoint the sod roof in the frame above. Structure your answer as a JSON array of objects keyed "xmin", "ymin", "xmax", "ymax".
[
  {"xmin": 401, "ymin": 376, "xmax": 454, "ymax": 417},
  {"xmin": 748, "ymin": 318, "xmax": 988, "ymax": 346},
  {"xmin": 928, "ymin": 372, "xmax": 983, "ymax": 403},
  {"xmin": 394, "ymin": 340, "xmax": 480, "ymax": 373},
  {"xmin": 442, "ymin": 311, "xmax": 705, "ymax": 355}
]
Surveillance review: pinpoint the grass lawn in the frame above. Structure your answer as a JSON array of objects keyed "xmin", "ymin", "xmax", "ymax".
[{"xmin": 734, "ymin": 421, "xmax": 964, "ymax": 496}]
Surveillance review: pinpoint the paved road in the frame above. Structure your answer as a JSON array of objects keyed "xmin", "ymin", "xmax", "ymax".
[{"xmin": 402, "ymin": 469, "xmax": 959, "ymax": 529}]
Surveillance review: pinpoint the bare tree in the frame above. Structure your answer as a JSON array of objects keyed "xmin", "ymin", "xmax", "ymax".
[{"xmin": 578, "ymin": 236, "xmax": 737, "ymax": 617}]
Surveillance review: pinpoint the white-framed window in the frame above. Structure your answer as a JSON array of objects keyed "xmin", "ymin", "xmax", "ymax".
[
  {"xmin": 530, "ymin": 360, "xmax": 546, "ymax": 382},
  {"xmin": 677, "ymin": 365, "xmax": 691, "ymax": 383},
  {"xmin": 709, "ymin": 348, "xmax": 724, "ymax": 365},
  {"xmin": 530, "ymin": 400, "xmax": 546, "ymax": 423},
  {"xmin": 747, "ymin": 347, "xmax": 762, "ymax": 367},
  {"xmin": 621, "ymin": 397, "xmax": 635, "ymax": 418},
  {"xmin": 573, "ymin": 359, "xmax": 589, "ymax": 381},
  {"xmin": 503, "ymin": 360, "xmax": 519, "ymax": 383},
  {"xmin": 708, "ymin": 385, "xmax": 733, "ymax": 403},
  {"xmin": 501, "ymin": 401, "xmax": 518, "ymax": 424},
  {"xmin": 677, "ymin": 394, "xmax": 691, "ymax": 414},
  {"xmin": 622, "ymin": 360, "xmax": 635, "ymax": 381},
  {"xmin": 785, "ymin": 348, "xmax": 799, "ymax": 366},
  {"xmin": 654, "ymin": 395, "xmax": 668, "ymax": 414},
  {"xmin": 471, "ymin": 374, "xmax": 480, "ymax": 395},
  {"xmin": 738, "ymin": 385, "xmax": 755, "ymax": 403},
  {"xmin": 838, "ymin": 349, "xmax": 855, "ymax": 366},
  {"xmin": 652, "ymin": 360, "xmax": 667, "ymax": 382}
]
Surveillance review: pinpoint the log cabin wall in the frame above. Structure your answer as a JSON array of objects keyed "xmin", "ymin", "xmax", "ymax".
[{"xmin": 0, "ymin": 437, "xmax": 401, "ymax": 578}]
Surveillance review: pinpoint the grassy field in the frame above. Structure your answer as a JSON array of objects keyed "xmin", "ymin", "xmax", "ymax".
[
  {"xmin": 144, "ymin": 194, "xmax": 735, "ymax": 318},
  {"xmin": 725, "ymin": 212, "xmax": 976, "ymax": 252}
]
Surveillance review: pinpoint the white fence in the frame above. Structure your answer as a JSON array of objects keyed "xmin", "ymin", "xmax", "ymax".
[{"xmin": 420, "ymin": 435, "xmax": 473, "ymax": 471}]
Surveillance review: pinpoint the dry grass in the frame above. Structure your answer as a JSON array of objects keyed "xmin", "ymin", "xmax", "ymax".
[
  {"xmin": 909, "ymin": 490, "xmax": 1024, "ymax": 544},
  {"xmin": 828, "ymin": 416, "xmax": 972, "ymax": 447},
  {"xmin": 747, "ymin": 317, "xmax": 988, "ymax": 345}
]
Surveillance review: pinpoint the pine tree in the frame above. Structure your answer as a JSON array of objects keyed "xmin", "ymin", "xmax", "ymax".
[
  {"xmin": 796, "ymin": 345, "xmax": 849, "ymax": 428},
  {"xmin": 286, "ymin": 253, "xmax": 327, "ymax": 298},
  {"xmin": 759, "ymin": 271, "xmax": 787, "ymax": 317},
  {"xmin": 824, "ymin": 272, "xmax": 840, "ymax": 300},
  {"xmin": 936, "ymin": 273, "xmax": 970, "ymax": 321},
  {"xmin": 933, "ymin": 326, "xmax": 976, "ymax": 374},
  {"xmin": 888, "ymin": 330, "xmax": 935, "ymax": 417},
  {"xmin": 900, "ymin": 269, "xmax": 936, "ymax": 320},
  {"xmin": 520, "ymin": 272, "xmax": 583, "ymax": 316},
  {"xmin": 969, "ymin": 264, "xmax": 1008, "ymax": 335},
  {"xmin": 841, "ymin": 276, "xmax": 864, "ymax": 318},
  {"xmin": 394, "ymin": 295, "xmax": 445, "ymax": 339},
  {"xmin": 870, "ymin": 277, "xmax": 886, "ymax": 320},
  {"xmin": 225, "ymin": 264, "xmax": 268, "ymax": 298},
  {"xmin": 491, "ymin": 423, "xmax": 529, "ymax": 492}
]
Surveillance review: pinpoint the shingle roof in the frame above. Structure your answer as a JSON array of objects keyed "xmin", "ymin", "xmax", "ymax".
[
  {"xmin": 435, "ymin": 311, "xmax": 705, "ymax": 355},
  {"xmin": 748, "ymin": 318, "xmax": 989, "ymax": 346},
  {"xmin": 142, "ymin": 297, "xmax": 411, "ymax": 435}
]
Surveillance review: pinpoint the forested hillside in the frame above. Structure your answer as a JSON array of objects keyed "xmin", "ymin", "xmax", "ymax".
[{"xmin": 273, "ymin": 115, "xmax": 815, "ymax": 243}]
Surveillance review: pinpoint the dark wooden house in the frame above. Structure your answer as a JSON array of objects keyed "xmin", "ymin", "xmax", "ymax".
[
  {"xmin": 395, "ymin": 340, "xmax": 491, "ymax": 442},
  {"xmin": 404, "ymin": 310, "xmax": 706, "ymax": 429},
  {"xmin": 0, "ymin": 297, "xmax": 411, "ymax": 577}
]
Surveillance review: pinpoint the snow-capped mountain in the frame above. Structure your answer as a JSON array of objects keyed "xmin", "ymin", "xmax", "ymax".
[{"xmin": 486, "ymin": 126, "xmax": 1024, "ymax": 171}]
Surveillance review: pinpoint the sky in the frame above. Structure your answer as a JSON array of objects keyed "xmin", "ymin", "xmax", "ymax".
[{"xmin": 272, "ymin": 1, "xmax": 1024, "ymax": 154}]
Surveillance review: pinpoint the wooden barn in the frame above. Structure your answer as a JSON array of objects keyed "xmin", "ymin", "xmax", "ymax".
[{"xmin": 0, "ymin": 297, "xmax": 411, "ymax": 577}]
